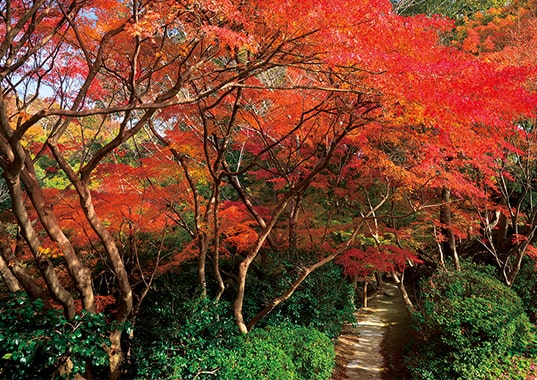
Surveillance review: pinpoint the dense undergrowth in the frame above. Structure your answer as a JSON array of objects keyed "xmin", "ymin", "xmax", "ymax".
[
  {"xmin": 129, "ymin": 254, "xmax": 354, "ymax": 379},
  {"xmin": 0, "ymin": 251, "xmax": 354, "ymax": 379},
  {"xmin": 4, "ymin": 253, "xmax": 537, "ymax": 379}
]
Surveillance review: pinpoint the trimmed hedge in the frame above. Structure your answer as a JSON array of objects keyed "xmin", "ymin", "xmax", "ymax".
[
  {"xmin": 246, "ymin": 324, "xmax": 335, "ymax": 380},
  {"xmin": 408, "ymin": 265, "xmax": 535, "ymax": 379}
]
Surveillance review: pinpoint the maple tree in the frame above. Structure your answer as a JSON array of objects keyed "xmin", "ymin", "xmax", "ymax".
[
  {"xmin": 2, "ymin": 0, "xmax": 366, "ymax": 374},
  {"xmin": 148, "ymin": 0, "xmax": 537, "ymax": 334},
  {"xmin": 442, "ymin": 0, "xmax": 537, "ymax": 285},
  {"xmin": 1, "ymin": 0, "xmax": 537, "ymax": 377}
]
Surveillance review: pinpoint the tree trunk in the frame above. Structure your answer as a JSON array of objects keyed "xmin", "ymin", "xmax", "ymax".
[
  {"xmin": 47, "ymin": 138, "xmax": 133, "ymax": 376},
  {"xmin": 0, "ymin": 253, "xmax": 21, "ymax": 292},
  {"xmin": 75, "ymin": 182, "xmax": 132, "ymax": 379},
  {"xmin": 233, "ymin": 184, "xmax": 296, "ymax": 333},
  {"xmin": 505, "ymin": 208, "xmax": 537, "ymax": 286},
  {"xmin": 235, "ymin": 257, "xmax": 255, "ymax": 333},
  {"xmin": 108, "ymin": 329, "xmax": 124, "ymax": 380},
  {"xmin": 434, "ymin": 225, "xmax": 446, "ymax": 269},
  {"xmin": 505, "ymin": 226, "xmax": 537, "ymax": 286},
  {"xmin": 0, "ymin": 136, "xmax": 75, "ymax": 315},
  {"xmin": 440, "ymin": 187, "xmax": 460, "ymax": 271},
  {"xmin": 172, "ymin": 150, "xmax": 209, "ymax": 295},
  {"xmin": 224, "ymin": 165, "xmax": 279, "ymax": 250},
  {"xmin": 20, "ymin": 159, "xmax": 96, "ymax": 312},
  {"xmin": 5, "ymin": 174, "xmax": 75, "ymax": 317},
  {"xmin": 391, "ymin": 270, "xmax": 417, "ymax": 319},
  {"xmin": 362, "ymin": 281, "xmax": 369, "ymax": 308},
  {"xmin": 233, "ymin": 125, "xmax": 365, "ymax": 333},
  {"xmin": 212, "ymin": 191, "xmax": 225, "ymax": 300},
  {"xmin": 246, "ymin": 249, "xmax": 341, "ymax": 331},
  {"xmin": 197, "ymin": 233, "xmax": 208, "ymax": 297},
  {"xmin": 0, "ymin": 229, "xmax": 45, "ymax": 300},
  {"xmin": 288, "ymin": 193, "xmax": 302, "ymax": 251},
  {"xmin": 57, "ymin": 356, "xmax": 85, "ymax": 380},
  {"xmin": 0, "ymin": 223, "xmax": 22, "ymax": 292},
  {"xmin": 375, "ymin": 272, "xmax": 384, "ymax": 286}
]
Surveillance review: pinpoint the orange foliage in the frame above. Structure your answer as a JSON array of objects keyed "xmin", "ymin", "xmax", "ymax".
[
  {"xmin": 219, "ymin": 201, "xmax": 259, "ymax": 253},
  {"xmin": 5, "ymin": 0, "xmax": 537, "ymax": 308}
]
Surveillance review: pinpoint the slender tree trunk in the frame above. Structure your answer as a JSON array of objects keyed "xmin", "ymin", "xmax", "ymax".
[
  {"xmin": 47, "ymin": 138, "xmax": 133, "ymax": 377},
  {"xmin": 172, "ymin": 151, "xmax": 209, "ymax": 295},
  {"xmin": 440, "ymin": 187, "xmax": 460, "ymax": 271},
  {"xmin": 506, "ymin": 209, "xmax": 537, "ymax": 286},
  {"xmin": 351, "ymin": 275, "xmax": 359, "ymax": 305},
  {"xmin": 20, "ymin": 159, "xmax": 96, "ymax": 312},
  {"xmin": 0, "ymin": 253, "xmax": 21, "ymax": 292},
  {"xmin": 505, "ymin": 224, "xmax": 537, "ymax": 286},
  {"xmin": 434, "ymin": 225, "xmax": 446, "ymax": 269},
  {"xmin": 362, "ymin": 281, "xmax": 369, "ymax": 308},
  {"xmin": 212, "ymin": 187, "xmax": 225, "ymax": 300},
  {"xmin": 234, "ymin": 196, "xmax": 292, "ymax": 333},
  {"xmin": 224, "ymin": 165, "xmax": 278, "ymax": 250},
  {"xmin": 197, "ymin": 233, "xmax": 208, "ymax": 297},
  {"xmin": 76, "ymin": 182, "xmax": 132, "ymax": 380},
  {"xmin": 198, "ymin": 184, "xmax": 219, "ymax": 298},
  {"xmin": 288, "ymin": 193, "xmax": 302, "ymax": 251},
  {"xmin": 247, "ymin": 249, "xmax": 340, "ymax": 331},
  {"xmin": 505, "ymin": 248, "xmax": 524, "ymax": 287},
  {"xmin": 235, "ymin": 256, "xmax": 256, "ymax": 333},
  {"xmin": 391, "ymin": 270, "xmax": 417, "ymax": 319},
  {"xmin": 5, "ymin": 174, "xmax": 75, "ymax": 317},
  {"xmin": 234, "ymin": 123, "xmax": 368, "ymax": 333}
]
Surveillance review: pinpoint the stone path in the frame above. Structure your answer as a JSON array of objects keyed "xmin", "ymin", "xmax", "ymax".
[{"xmin": 331, "ymin": 282, "xmax": 414, "ymax": 380}]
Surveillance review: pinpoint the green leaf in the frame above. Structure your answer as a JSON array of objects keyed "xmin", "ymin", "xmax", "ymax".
[{"xmin": 2, "ymin": 353, "xmax": 12, "ymax": 360}]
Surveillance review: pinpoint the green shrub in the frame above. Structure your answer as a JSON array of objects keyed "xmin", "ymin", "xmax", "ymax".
[
  {"xmin": 214, "ymin": 334, "xmax": 297, "ymax": 379},
  {"xmin": 188, "ymin": 324, "xmax": 334, "ymax": 380},
  {"xmin": 248, "ymin": 324, "xmax": 335, "ymax": 380},
  {"xmin": 408, "ymin": 265, "xmax": 534, "ymax": 380},
  {"xmin": 131, "ymin": 291, "xmax": 335, "ymax": 379},
  {"xmin": 131, "ymin": 254, "xmax": 348, "ymax": 379},
  {"xmin": 511, "ymin": 256, "xmax": 537, "ymax": 322},
  {"xmin": 0, "ymin": 292, "xmax": 109, "ymax": 379},
  {"xmin": 131, "ymin": 296, "xmax": 238, "ymax": 379}
]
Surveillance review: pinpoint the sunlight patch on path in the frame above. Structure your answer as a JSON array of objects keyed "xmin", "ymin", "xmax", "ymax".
[{"xmin": 331, "ymin": 282, "xmax": 411, "ymax": 380}]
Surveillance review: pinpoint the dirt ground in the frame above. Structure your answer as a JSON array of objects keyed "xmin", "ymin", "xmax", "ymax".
[{"xmin": 331, "ymin": 282, "xmax": 415, "ymax": 380}]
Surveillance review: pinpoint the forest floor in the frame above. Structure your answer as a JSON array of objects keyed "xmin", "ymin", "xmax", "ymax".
[{"xmin": 331, "ymin": 282, "xmax": 416, "ymax": 380}]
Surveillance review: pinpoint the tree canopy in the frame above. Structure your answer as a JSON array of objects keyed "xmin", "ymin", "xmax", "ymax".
[{"xmin": 1, "ymin": 0, "xmax": 537, "ymax": 377}]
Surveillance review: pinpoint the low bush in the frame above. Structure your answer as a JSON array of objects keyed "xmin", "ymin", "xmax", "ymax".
[
  {"xmin": 248, "ymin": 324, "xmax": 335, "ymax": 380},
  {"xmin": 511, "ymin": 256, "xmax": 537, "ymax": 322},
  {"xmin": 408, "ymin": 265, "xmax": 535, "ymax": 380},
  {"xmin": 213, "ymin": 334, "xmax": 297, "ymax": 379},
  {"xmin": 131, "ymin": 296, "xmax": 238, "ymax": 379},
  {"xmin": 131, "ymin": 291, "xmax": 336, "ymax": 379},
  {"xmin": 131, "ymin": 253, "xmax": 350, "ymax": 379}
]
